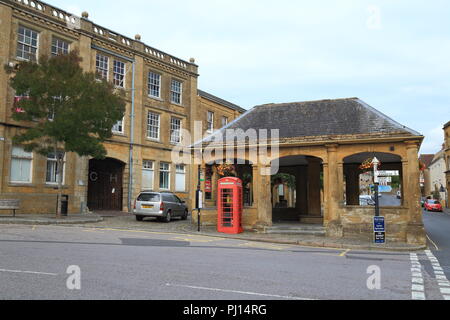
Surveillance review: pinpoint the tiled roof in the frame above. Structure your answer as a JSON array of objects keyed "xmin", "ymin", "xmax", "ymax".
[
  {"xmin": 419, "ymin": 154, "xmax": 435, "ymax": 168},
  {"xmin": 195, "ymin": 98, "xmax": 422, "ymax": 146},
  {"xmin": 198, "ymin": 90, "xmax": 246, "ymax": 114}
]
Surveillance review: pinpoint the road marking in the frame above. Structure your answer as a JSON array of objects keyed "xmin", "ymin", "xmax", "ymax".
[
  {"xmin": 424, "ymin": 250, "xmax": 450, "ymax": 300},
  {"xmin": 412, "ymin": 291, "xmax": 425, "ymax": 300},
  {"xmin": 171, "ymin": 236, "xmax": 216, "ymax": 243},
  {"xmin": 426, "ymin": 235, "xmax": 439, "ymax": 251},
  {"xmin": 236, "ymin": 242, "xmax": 289, "ymax": 251},
  {"xmin": 0, "ymin": 268, "xmax": 58, "ymax": 276},
  {"xmin": 410, "ymin": 253, "xmax": 426, "ymax": 300},
  {"xmin": 165, "ymin": 283, "xmax": 315, "ymax": 300},
  {"xmin": 339, "ymin": 249, "xmax": 350, "ymax": 257}
]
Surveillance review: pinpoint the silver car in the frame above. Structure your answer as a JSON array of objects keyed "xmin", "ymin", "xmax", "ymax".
[{"xmin": 133, "ymin": 192, "xmax": 188, "ymax": 222}]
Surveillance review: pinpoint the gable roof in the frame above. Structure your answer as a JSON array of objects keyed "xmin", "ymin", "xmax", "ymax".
[
  {"xmin": 194, "ymin": 98, "xmax": 422, "ymax": 146},
  {"xmin": 419, "ymin": 154, "xmax": 435, "ymax": 168},
  {"xmin": 198, "ymin": 90, "xmax": 246, "ymax": 114}
]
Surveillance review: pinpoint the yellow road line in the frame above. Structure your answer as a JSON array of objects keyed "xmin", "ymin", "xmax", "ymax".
[{"xmin": 339, "ymin": 249, "xmax": 351, "ymax": 257}]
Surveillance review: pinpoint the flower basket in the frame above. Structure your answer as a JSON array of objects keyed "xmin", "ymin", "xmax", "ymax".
[{"xmin": 359, "ymin": 158, "xmax": 381, "ymax": 172}]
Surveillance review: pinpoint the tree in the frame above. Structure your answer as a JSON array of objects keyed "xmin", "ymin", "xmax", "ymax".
[{"xmin": 5, "ymin": 50, "xmax": 126, "ymax": 218}]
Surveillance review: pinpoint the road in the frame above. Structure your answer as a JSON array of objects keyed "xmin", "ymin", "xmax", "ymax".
[
  {"xmin": 423, "ymin": 209, "xmax": 450, "ymax": 280},
  {"xmin": 0, "ymin": 224, "xmax": 448, "ymax": 300}
]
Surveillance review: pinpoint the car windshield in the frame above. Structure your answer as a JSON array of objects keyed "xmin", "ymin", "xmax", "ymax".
[
  {"xmin": 427, "ymin": 200, "xmax": 439, "ymax": 205},
  {"xmin": 137, "ymin": 193, "xmax": 160, "ymax": 202}
]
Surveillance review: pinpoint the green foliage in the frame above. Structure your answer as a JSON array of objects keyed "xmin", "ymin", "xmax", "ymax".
[
  {"xmin": 391, "ymin": 175, "xmax": 401, "ymax": 189},
  {"xmin": 271, "ymin": 173, "xmax": 296, "ymax": 189},
  {"xmin": 5, "ymin": 50, "xmax": 126, "ymax": 159}
]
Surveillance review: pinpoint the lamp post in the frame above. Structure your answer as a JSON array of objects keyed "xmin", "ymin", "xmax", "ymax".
[{"xmin": 373, "ymin": 157, "xmax": 380, "ymax": 217}]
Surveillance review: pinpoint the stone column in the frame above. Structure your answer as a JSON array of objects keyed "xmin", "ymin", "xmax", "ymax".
[
  {"xmin": 345, "ymin": 164, "xmax": 360, "ymax": 206},
  {"xmin": 253, "ymin": 165, "xmax": 272, "ymax": 227},
  {"xmin": 405, "ymin": 141, "xmax": 426, "ymax": 245},
  {"xmin": 307, "ymin": 158, "xmax": 322, "ymax": 216},
  {"xmin": 325, "ymin": 144, "xmax": 343, "ymax": 237}
]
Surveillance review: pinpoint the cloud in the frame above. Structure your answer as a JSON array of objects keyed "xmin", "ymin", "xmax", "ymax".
[{"xmin": 421, "ymin": 126, "xmax": 445, "ymax": 154}]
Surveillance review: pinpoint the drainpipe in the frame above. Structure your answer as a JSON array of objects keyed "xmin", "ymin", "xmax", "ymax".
[
  {"xmin": 128, "ymin": 61, "xmax": 136, "ymax": 212},
  {"xmin": 91, "ymin": 45, "xmax": 136, "ymax": 212}
]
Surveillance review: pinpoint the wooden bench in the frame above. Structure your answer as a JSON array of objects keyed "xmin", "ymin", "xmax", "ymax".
[{"xmin": 0, "ymin": 200, "xmax": 20, "ymax": 217}]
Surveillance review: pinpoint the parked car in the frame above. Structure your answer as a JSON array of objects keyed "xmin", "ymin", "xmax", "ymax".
[
  {"xmin": 397, "ymin": 191, "xmax": 402, "ymax": 199},
  {"xmin": 424, "ymin": 200, "xmax": 443, "ymax": 212},
  {"xmin": 360, "ymin": 195, "xmax": 375, "ymax": 206},
  {"xmin": 133, "ymin": 191, "xmax": 189, "ymax": 222}
]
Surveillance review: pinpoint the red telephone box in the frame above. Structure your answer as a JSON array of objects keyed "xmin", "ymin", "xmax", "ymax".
[{"xmin": 217, "ymin": 177, "xmax": 244, "ymax": 234}]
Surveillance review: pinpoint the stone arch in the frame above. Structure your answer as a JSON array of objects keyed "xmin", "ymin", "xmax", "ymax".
[
  {"xmin": 270, "ymin": 154, "xmax": 324, "ymax": 224},
  {"xmin": 342, "ymin": 152, "xmax": 403, "ymax": 207},
  {"xmin": 88, "ymin": 157, "xmax": 126, "ymax": 211}
]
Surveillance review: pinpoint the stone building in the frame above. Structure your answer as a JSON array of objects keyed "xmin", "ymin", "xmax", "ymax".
[
  {"xmin": 419, "ymin": 154, "xmax": 434, "ymax": 198},
  {"xmin": 0, "ymin": 0, "xmax": 243, "ymax": 214},
  {"xmin": 191, "ymin": 98, "xmax": 426, "ymax": 245},
  {"xmin": 444, "ymin": 121, "xmax": 450, "ymax": 208},
  {"xmin": 429, "ymin": 149, "xmax": 446, "ymax": 203}
]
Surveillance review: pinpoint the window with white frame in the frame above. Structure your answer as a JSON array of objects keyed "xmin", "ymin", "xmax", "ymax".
[
  {"xmin": 113, "ymin": 60, "xmax": 126, "ymax": 88},
  {"xmin": 222, "ymin": 116, "xmax": 229, "ymax": 127},
  {"xmin": 96, "ymin": 54, "xmax": 109, "ymax": 80},
  {"xmin": 171, "ymin": 79, "xmax": 182, "ymax": 104},
  {"xmin": 148, "ymin": 72, "xmax": 161, "ymax": 98},
  {"xmin": 112, "ymin": 118, "xmax": 124, "ymax": 134},
  {"xmin": 147, "ymin": 111, "xmax": 160, "ymax": 140},
  {"xmin": 207, "ymin": 111, "xmax": 214, "ymax": 133},
  {"xmin": 10, "ymin": 146, "xmax": 33, "ymax": 183},
  {"xmin": 175, "ymin": 164, "xmax": 186, "ymax": 192},
  {"xmin": 17, "ymin": 26, "xmax": 39, "ymax": 61},
  {"xmin": 142, "ymin": 160, "xmax": 154, "ymax": 190},
  {"xmin": 170, "ymin": 117, "xmax": 182, "ymax": 144},
  {"xmin": 51, "ymin": 37, "xmax": 69, "ymax": 56},
  {"xmin": 159, "ymin": 162, "xmax": 170, "ymax": 190},
  {"xmin": 46, "ymin": 151, "xmax": 65, "ymax": 184}
]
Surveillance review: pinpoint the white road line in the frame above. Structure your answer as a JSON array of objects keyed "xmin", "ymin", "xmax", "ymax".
[
  {"xmin": 426, "ymin": 235, "xmax": 439, "ymax": 251},
  {"xmin": 412, "ymin": 291, "xmax": 426, "ymax": 300},
  {"xmin": 410, "ymin": 254, "xmax": 426, "ymax": 300},
  {"xmin": 166, "ymin": 283, "xmax": 316, "ymax": 300},
  {"xmin": 0, "ymin": 268, "xmax": 58, "ymax": 276},
  {"xmin": 424, "ymin": 250, "xmax": 450, "ymax": 300}
]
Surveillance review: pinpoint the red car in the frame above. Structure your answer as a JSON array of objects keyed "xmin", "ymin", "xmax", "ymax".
[{"xmin": 424, "ymin": 200, "xmax": 443, "ymax": 212}]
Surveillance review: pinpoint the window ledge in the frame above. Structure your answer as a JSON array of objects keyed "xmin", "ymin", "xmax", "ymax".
[
  {"xmin": 148, "ymin": 96, "xmax": 164, "ymax": 102},
  {"xmin": 9, "ymin": 183, "xmax": 35, "ymax": 187}
]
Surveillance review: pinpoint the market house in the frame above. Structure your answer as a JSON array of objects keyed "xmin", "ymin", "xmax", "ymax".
[{"xmin": 190, "ymin": 98, "xmax": 426, "ymax": 245}]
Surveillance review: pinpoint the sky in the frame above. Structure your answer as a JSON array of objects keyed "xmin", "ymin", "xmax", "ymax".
[{"xmin": 49, "ymin": 0, "xmax": 450, "ymax": 154}]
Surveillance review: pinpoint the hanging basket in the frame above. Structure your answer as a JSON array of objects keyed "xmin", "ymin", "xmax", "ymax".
[
  {"xmin": 216, "ymin": 164, "xmax": 236, "ymax": 177},
  {"xmin": 359, "ymin": 158, "xmax": 381, "ymax": 172}
]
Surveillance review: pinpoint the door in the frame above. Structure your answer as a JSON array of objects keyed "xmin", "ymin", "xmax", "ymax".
[{"xmin": 88, "ymin": 158, "xmax": 125, "ymax": 211}]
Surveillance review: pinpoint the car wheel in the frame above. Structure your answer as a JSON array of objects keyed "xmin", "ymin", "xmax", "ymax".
[
  {"xmin": 136, "ymin": 215, "xmax": 144, "ymax": 222},
  {"xmin": 181, "ymin": 210, "xmax": 188, "ymax": 220},
  {"xmin": 164, "ymin": 211, "xmax": 172, "ymax": 223}
]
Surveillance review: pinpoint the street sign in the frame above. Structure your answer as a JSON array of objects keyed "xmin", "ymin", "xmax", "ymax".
[
  {"xmin": 377, "ymin": 171, "xmax": 399, "ymax": 177},
  {"xmin": 374, "ymin": 216, "xmax": 386, "ymax": 244},
  {"xmin": 375, "ymin": 232, "xmax": 386, "ymax": 244},
  {"xmin": 374, "ymin": 216, "xmax": 385, "ymax": 232}
]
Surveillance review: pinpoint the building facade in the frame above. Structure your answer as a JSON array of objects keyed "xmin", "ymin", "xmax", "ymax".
[
  {"xmin": 419, "ymin": 154, "xmax": 434, "ymax": 198},
  {"xmin": 0, "ymin": 0, "xmax": 243, "ymax": 215},
  {"xmin": 429, "ymin": 149, "xmax": 446, "ymax": 203},
  {"xmin": 444, "ymin": 121, "xmax": 450, "ymax": 208}
]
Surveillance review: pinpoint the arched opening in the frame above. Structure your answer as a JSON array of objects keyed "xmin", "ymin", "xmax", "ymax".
[
  {"xmin": 204, "ymin": 159, "xmax": 254, "ymax": 208},
  {"xmin": 343, "ymin": 152, "xmax": 403, "ymax": 207},
  {"xmin": 271, "ymin": 155, "xmax": 324, "ymax": 224},
  {"xmin": 88, "ymin": 158, "xmax": 125, "ymax": 211}
]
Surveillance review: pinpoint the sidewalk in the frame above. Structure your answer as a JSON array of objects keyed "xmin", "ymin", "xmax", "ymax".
[
  {"xmin": 0, "ymin": 213, "xmax": 103, "ymax": 225},
  {"xmin": 61, "ymin": 214, "xmax": 426, "ymax": 252}
]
